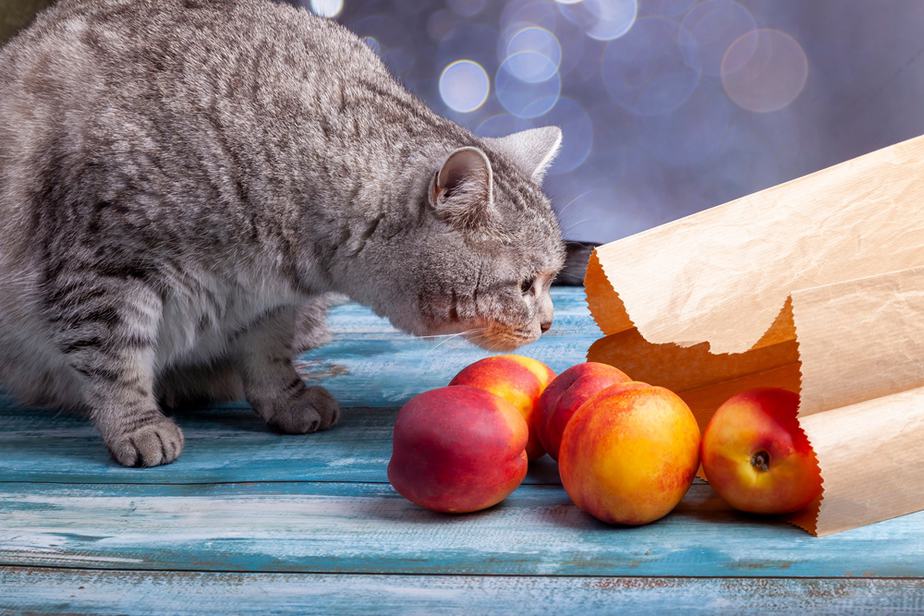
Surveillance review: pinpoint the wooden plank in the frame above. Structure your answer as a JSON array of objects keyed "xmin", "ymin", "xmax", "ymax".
[
  {"xmin": 2, "ymin": 481, "xmax": 923, "ymax": 577},
  {"xmin": 294, "ymin": 287, "xmax": 598, "ymax": 407},
  {"xmin": 0, "ymin": 403, "xmax": 561, "ymax": 485},
  {"xmin": 0, "ymin": 290, "xmax": 596, "ymax": 415},
  {"xmin": 0, "ymin": 289, "xmax": 592, "ymax": 485},
  {"xmin": 2, "ymin": 568, "xmax": 923, "ymax": 615}
]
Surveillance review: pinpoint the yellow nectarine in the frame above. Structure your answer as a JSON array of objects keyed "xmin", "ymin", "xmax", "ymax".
[{"xmin": 559, "ymin": 383, "xmax": 700, "ymax": 525}]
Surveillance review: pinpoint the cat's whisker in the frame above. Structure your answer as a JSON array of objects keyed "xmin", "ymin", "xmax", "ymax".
[
  {"xmin": 417, "ymin": 328, "xmax": 484, "ymax": 340},
  {"xmin": 560, "ymin": 217, "xmax": 595, "ymax": 236},
  {"xmin": 425, "ymin": 331, "xmax": 465, "ymax": 346},
  {"xmin": 425, "ymin": 328, "xmax": 486, "ymax": 354},
  {"xmin": 555, "ymin": 189, "xmax": 593, "ymax": 219},
  {"xmin": 464, "ymin": 327, "xmax": 501, "ymax": 350},
  {"xmin": 415, "ymin": 333, "xmax": 471, "ymax": 339}
]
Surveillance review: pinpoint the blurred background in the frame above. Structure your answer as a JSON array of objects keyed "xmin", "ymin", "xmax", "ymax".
[
  {"xmin": 301, "ymin": 0, "xmax": 924, "ymax": 243},
  {"xmin": 5, "ymin": 0, "xmax": 924, "ymax": 243}
]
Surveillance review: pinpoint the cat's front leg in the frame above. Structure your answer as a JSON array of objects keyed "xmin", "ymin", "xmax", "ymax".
[
  {"xmin": 235, "ymin": 305, "xmax": 340, "ymax": 434},
  {"xmin": 47, "ymin": 275, "xmax": 183, "ymax": 467},
  {"xmin": 291, "ymin": 293, "xmax": 344, "ymax": 354}
]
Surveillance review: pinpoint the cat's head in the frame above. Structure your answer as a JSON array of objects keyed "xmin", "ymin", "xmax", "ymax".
[{"xmin": 364, "ymin": 127, "xmax": 566, "ymax": 351}]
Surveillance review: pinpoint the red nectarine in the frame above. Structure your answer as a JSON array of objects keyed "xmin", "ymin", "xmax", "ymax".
[
  {"xmin": 449, "ymin": 354, "xmax": 555, "ymax": 460},
  {"xmin": 387, "ymin": 385, "xmax": 528, "ymax": 513},
  {"xmin": 536, "ymin": 362, "xmax": 631, "ymax": 460},
  {"xmin": 701, "ymin": 387, "xmax": 822, "ymax": 514}
]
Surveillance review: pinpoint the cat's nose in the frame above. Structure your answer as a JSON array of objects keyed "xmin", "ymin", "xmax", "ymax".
[{"xmin": 540, "ymin": 319, "xmax": 552, "ymax": 333}]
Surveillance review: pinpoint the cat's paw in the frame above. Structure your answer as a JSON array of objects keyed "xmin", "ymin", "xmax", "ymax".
[
  {"xmin": 107, "ymin": 418, "xmax": 185, "ymax": 467},
  {"xmin": 266, "ymin": 385, "xmax": 341, "ymax": 434}
]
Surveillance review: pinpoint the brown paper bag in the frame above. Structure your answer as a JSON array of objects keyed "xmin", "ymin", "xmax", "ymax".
[{"xmin": 584, "ymin": 134, "xmax": 924, "ymax": 535}]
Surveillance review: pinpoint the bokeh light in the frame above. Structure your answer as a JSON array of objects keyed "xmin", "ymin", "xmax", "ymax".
[
  {"xmin": 426, "ymin": 9, "xmax": 455, "ymax": 42},
  {"xmin": 436, "ymin": 23, "xmax": 499, "ymax": 71},
  {"xmin": 501, "ymin": 26, "xmax": 562, "ymax": 82},
  {"xmin": 500, "ymin": 0, "xmax": 560, "ymax": 35},
  {"xmin": 362, "ymin": 36, "xmax": 382, "ymax": 56},
  {"xmin": 439, "ymin": 60, "xmax": 491, "ymax": 113},
  {"xmin": 601, "ymin": 17, "xmax": 702, "ymax": 116},
  {"xmin": 641, "ymin": 0, "xmax": 697, "ymax": 18},
  {"xmin": 496, "ymin": 52, "xmax": 562, "ymax": 118},
  {"xmin": 558, "ymin": 0, "xmax": 638, "ymax": 41},
  {"xmin": 351, "ymin": 14, "xmax": 416, "ymax": 76},
  {"xmin": 447, "ymin": 0, "xmax": 487, "ymax": 18},
  {"xmin": 283, "ymin": 0, "xmax": 921, "ymax": 245},
  {"xmin": 503, "ymin": 50, "xmax": 560, "ymax": 84},
  {"xmin": 475, "ymin": 113, "xmax": 534, "ymax": 138},
  {"xmin": 309, "ymin": 0, "xmax": 343, "ymax": 19},
  {"xmin": 681, "ymin": 0, "xmax": 756, "ymax": 77},
  {"xmin": 722, "ymin": 29, "xmax": 809, "ymax": 113}
]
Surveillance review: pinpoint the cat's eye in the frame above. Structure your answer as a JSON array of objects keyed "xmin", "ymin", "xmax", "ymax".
[{"xmin": 520, "ymin": 277, "xmax": 535, "ymax": 295}]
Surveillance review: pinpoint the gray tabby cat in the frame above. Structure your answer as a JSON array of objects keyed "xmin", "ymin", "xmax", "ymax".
[{"xmin": 0, "ymin": 0, "xmax": 565, "ymax": 467}]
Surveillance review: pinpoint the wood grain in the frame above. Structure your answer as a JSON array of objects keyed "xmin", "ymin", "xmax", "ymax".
[
  {"xmin": 292, "ymin": 290, "xmax": 599, "ymax": 407},
  {"xmin": 0, "ymin": 290, "xmax": 593, "ymax": 485},
  {"xmin": 2, "ymin": 481, "xmax": 923, "ymax": 577},
  {"xmin": 0, "ymin": 402, "xmax": 562, "ymax": 486},
  {"xmin": 3, "ymin": 567, "xmax": 923, "ymax": 615},
  {"xmin": 2, "ymin": 286, "xmax": 922, "ymax": 609}
]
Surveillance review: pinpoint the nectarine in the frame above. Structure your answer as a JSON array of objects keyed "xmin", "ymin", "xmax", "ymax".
[
  {"xmin": 701, "ymin": 388, "xmax": 822, "ymax": 514},
  {"xmin": 536, "ymin": 362, "xmax": 631, "ymax": 460},
  {"xmin": 559, "ymin": 383, "xmax": 700, "ymax": 525},
  {"xmin": 449, "ymin": 355, "xmax": 555, "ymax": 460},
  {"xmin": 387, "ymin": 385, "xmax": 528, "ymax": 513}
]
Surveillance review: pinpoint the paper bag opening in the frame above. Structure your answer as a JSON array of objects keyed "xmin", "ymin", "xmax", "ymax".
[{"xmin": 583, "ymin": 135, "xmax": 924, "ymax": 536}]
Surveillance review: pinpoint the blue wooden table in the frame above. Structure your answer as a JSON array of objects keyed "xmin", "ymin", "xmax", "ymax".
[{"xmin": 1, "ymin": 288, "xmax": 923, "ymax": 614}]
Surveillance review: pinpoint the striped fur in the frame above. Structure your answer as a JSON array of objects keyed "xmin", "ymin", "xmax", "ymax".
[{"xmin": 0, "ymin": 0, "xmax": 565, "ymax": 466}]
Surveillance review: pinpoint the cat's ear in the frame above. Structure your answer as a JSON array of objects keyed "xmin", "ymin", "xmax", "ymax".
[
  {"xmin": 484, "ymin": 126, "xmax": 562, "ymax": 184},
  {"xmin": 428, "ymin": 146, "xmax": 494, "ymax": 227}
]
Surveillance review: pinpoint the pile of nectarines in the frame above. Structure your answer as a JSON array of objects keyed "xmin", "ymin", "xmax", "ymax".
[{"xmin": 387, "ymin": 355, "xmax": 822, "ymax": 525}]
